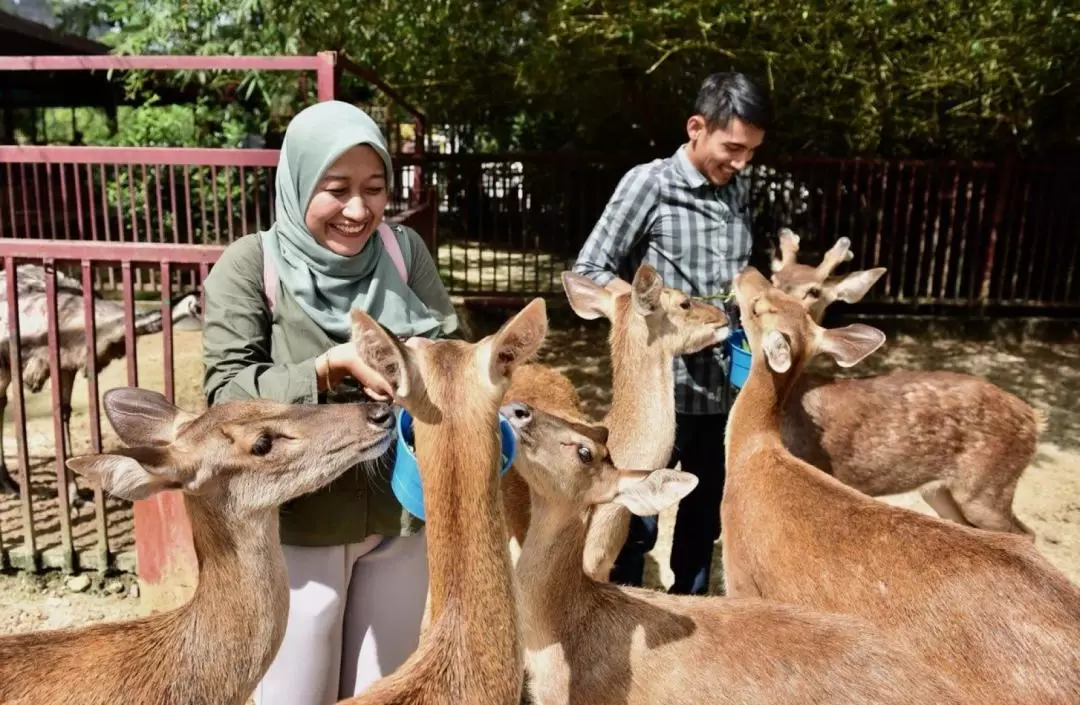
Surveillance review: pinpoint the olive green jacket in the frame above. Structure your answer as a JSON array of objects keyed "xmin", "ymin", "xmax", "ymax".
[{"xmin": 202, "ymin": 224, "xmax": 458, "ymax": 546}]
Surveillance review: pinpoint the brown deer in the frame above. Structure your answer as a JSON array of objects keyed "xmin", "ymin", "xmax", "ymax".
[
  {"xmin": 721, "ymin": 266, "xmax": 1080, "ymax": 705},
  {"xmin": 339, "ymin": 298, "xmax": 549, "ymax": 705},
  {"xmin": 0, "ymin": 387, "xmax": 395, "ymax": 705},
  {"xmin": 501, "ymin": 264, "xmax": 730, "ymax": 581},
  {"xmin": 770, "ymin": 229, "xmax": 1038, "ymax": 536},
  {"xmin": 505, "ymin": 401, "xmax": 972, "ymax": 705}
]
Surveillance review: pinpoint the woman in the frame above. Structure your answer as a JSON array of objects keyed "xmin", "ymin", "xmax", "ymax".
[{"xmin": 202, "ymin": 100, "xmax": 460, "ymax": 704}]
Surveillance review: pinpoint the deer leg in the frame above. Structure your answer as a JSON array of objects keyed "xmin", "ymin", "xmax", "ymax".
[
  {"xmin": 950, "ymin": 481, "xmax": 1034, "ymax": 539},
  {"xmin": 0, "ymin": 373, "xmax": 18, "ymax": 497},
  {"xmin": 918, "ymin": 481, "xmax": 973, "ymax": 527}
]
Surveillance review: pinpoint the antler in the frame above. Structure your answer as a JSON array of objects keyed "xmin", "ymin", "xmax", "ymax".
[{"xmin": 815, "ymin": 237, "xmax": 854, "ymax": 278}]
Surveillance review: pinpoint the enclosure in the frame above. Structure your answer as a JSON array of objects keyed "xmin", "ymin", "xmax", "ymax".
[{"xmin": 0, "ymin": 52, "xmax": 1075, "ymax": 605}]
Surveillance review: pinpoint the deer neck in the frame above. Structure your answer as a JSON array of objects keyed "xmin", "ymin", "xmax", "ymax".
[
  {"xmin": 414, "ymin": 409, "xmax": 521, "ymax": 677},
  {"xmin": 605, "ymin": 313, "xmax": 676, "ymax": 468},
  {"xmin": 725, "ymin": 354, "xmax": 795, "ymax": 473},
  {"xmin": 516, "ymin": 492, "xmax": 591, "ymax": 645},
  {"xmin": 169, "ymin": 496, "xmax": 290, "ymax": 698}
]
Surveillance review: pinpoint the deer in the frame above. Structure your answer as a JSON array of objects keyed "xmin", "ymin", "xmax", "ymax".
[
  {"xmin": 503, "ymin": 400, "xmax": 973, "ymax": 705},
  {"xmin": 769, "ymin": 228, "xmax": 1039, "ymax": 536},
  {"xmin": 0, "ymin": 386, "xmax": 395, "ymax": 705},
  {"xmin": 720, "ymin": 265, "xmax": 1080, "ymax": 705},
  {"xmin": 338, "ymin": 298, "xmax": 549, "ymax": 705},
  {"xmin": 501, "ymin": 263, "xmax": 731, "ymax": 582}
]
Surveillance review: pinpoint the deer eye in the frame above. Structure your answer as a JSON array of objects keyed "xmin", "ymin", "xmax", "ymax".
[
  {"xmin": 577, "ymin": 445, "xmax": 593, "ymax": 464},
  {"xmin": 251, "ymin": 434, "xmax": 273, "ymax": 456},
  {"xmin": 679, "ymin": 298, "xmax": 691, "ymax": 310},
  {"xmin": 804, "ymin": 287, "xmax": 822, "ymax": 299}
]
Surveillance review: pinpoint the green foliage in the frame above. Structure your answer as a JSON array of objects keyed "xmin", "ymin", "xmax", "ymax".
[{"xmin": 50, "ymin": 0, "xmax": 1078, "ymax": 158}]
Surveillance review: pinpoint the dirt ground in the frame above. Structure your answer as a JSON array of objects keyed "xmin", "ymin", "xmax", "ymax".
[{"xmin": 0, "ymin": 309, "xmax": 1077, "ymax": 641}]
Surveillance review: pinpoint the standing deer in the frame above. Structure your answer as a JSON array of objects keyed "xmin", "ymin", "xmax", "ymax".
[
  {"xmin": 0, "ymin": 264, "xmax": 201, "ymax": 503},
  {"xmin": 501, "ymin": 264, "xmax": 731, "ymax": 583},
  {"xmin": 720, "ymin": 266, "xmax": 1080, "ymax": 705},
  {"xmin": 0, "ymin": 386, "xmax": 395, "ymax": 705},
  {"xmin": 770, "ymin": 230, "xmax": 1039, "ymax": 536},
  {"xmin": 505, "ymin": 401, "xmax": 972, "ymax": 705},
  {"xmin": 339, "ymin": 298, "xmax": 549, "ymax": 705}
]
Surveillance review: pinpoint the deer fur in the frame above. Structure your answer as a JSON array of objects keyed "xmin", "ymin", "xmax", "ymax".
[
  {"xmin": 339, "ymin": 299, "xmax": 550, "ymax": 705},
  {"xmin": 505, "ymin": 401, "xmax": 972, "ymax": 705},
  {"xmin": 0, "ymin": 386, "xmax": 394, "ymax": 705},
  {"xmin": 721, "ymin": 266, "xmax": 1080, "ymax": 705},
  {"xmin": 0, "ymin": 264, "xmax": 202, "ymax": 502},
  {"xmin": 770, "ymin": 230, "xmax": 1038, "ymax": 536}
]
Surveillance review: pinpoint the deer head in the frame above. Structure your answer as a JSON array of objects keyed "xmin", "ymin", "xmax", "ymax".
[
  {"xmin": 349, "ymin": 298, "xmax": 549, "ymax": 427},
  {"xmin": 769, "ymin": 229, "xmax": 886, "ymax": 323},
  {"xmin": 66, "ymin": 388, "xmax": 394, "ymax": 511},
  {"xmin": 733, "ymin": 266, "xmax": 886, "ymax": 376},
  {"xmin": 502, "ymin": 401, "xmax": 697, "ymax": 516},
  {"xmin": 562, "ymin": 264, "xmax": 730, "ymax": 357}
]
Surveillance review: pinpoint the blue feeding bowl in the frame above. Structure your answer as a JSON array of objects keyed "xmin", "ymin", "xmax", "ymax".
[
  {"xmin": 725, "ymin": 328, "xmax": 752, "ymax": 390},
  {"xmin": 392, "ymin": 408, "xmax": 517, "ymax": 521}
]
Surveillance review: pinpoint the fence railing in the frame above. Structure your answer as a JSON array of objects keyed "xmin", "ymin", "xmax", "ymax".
[
  {"xmin": 0, "ymin": 145, "xmax": 1076, "ymax": 312},
  {"xmin": 404, "ymin": 152, "xmax": 1079, "ymax": 312}
]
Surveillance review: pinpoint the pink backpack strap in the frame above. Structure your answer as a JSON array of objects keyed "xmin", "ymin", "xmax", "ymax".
[
  {"xmin": 262, "ymin": 236, "xmax": 278, "ymax": 315},
  {"xmin": 377, "ymin": 222, "xmax": 409, "ymax": 283}
]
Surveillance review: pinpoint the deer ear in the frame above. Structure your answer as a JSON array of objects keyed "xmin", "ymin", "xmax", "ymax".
[
  {"xmin": 631, "ymin": 264, "xmax": 663, "ymax": 316},
  {"xmin": 486, "ymin": 298, "xmax": 548, "ymax": 383},
  {"xmin": 612, "ymin": 469, "xmax": 698, "ymax": 516},
  {"xmin": 66, "ymin": 449, "xmax": 181, "ymax": 501},
  {"xmin": 828, "ymin": 267, "xmax": 886, "ymax": 304},
  {"xmin": 817, "ymin": 323, "xmax": 885, "ymax": 368},
  {"xmin": 761, "ymin": 330, "xmax": 792, "ymax": 373},
  {"xmin": 562, "ymin": 271, "xmax": 613, "ymax": 321},
  {"xmin": 103, "ymin": 388, "xmax": 195, "ymax": 447},
  {"xmin": 349, "ymin": 309, "xmax": 411, "ymax": 399}
]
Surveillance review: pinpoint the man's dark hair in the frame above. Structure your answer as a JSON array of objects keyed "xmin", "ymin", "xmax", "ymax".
[{"xmin": 694, "ymin": 72, "xmax": 774, "ymax": 132}]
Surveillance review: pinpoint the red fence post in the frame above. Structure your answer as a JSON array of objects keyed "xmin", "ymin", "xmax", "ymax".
[
  {"xmin": 316, "ymin": 51, "xmax": 338, "ymax": 102},
  {"xmin": 979, "ymin": 152, "xmax": 1016, "ymax": 306}
]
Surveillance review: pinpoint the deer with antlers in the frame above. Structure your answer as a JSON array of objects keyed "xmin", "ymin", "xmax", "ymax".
[
  {"xmin": 0, "ymin": 387, "xmax": 394, "ymax": 705},
  {"xmin": 769, "ymin": 229, "xmax": 1039, "ymax": 536},
  {"xmin": 720, "ymin": 266, "xmax": 1080, "ymax": 705}
]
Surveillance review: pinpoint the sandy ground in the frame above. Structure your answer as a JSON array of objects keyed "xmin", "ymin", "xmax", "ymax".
[{"xmin": 0, "ymin": 308, "xmax": 1076, "ymax": 648}]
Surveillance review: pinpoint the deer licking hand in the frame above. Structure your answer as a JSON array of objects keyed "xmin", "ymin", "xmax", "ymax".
[
  {"xmin": 0, "ymin": 386, "xmax": 393, "ymax": 705},
  {"xmin": 338, "ymin": 298, "xmax": 549, "ymax": 705}
]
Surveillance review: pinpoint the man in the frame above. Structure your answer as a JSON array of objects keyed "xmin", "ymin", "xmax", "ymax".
[{"xmin": 572, "ymin": 71, "xmax": 773, "ymax": 595}]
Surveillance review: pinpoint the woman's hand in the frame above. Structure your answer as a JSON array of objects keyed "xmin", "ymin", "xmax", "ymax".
[{"xmin": 320, "ymin": 342, "xmax": 395, "ymax": 401}]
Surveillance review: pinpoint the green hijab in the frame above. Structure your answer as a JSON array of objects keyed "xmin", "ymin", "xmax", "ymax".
[{"xmin": 261, "ymin": 100, "xmax": 449, "ymax": 342}]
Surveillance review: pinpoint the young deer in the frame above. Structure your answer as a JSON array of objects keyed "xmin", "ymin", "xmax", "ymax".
[
  {"xmin": 771, "ymin": 229, "xmax": 1039, "ymax": 536},
  {"xmin": 721, "ymin": 267, "xmax": 1080, "ymax": 705},
  {"xmin": 0, "ymin": 387, "xmax": 394, "ymax": 705},
  {"xmin": 339, "ymin": 299, "xmax": 549, "ymax": 705},
  {"xmin": 501, "ymin": 263, "xmax": 730, "ymax": 581},
  {"xmin": 505, "ymin": 401, "xmax": 972, "ymax": 705}
]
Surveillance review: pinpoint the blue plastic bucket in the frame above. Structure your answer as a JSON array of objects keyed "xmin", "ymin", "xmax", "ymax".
[
  {"xmin": 726, "ymin": 328, "xmax": 752, "ymax": 390},
  {"xmin": 392, "ymin": 408, "xmax": 517, "ymax": 521}
]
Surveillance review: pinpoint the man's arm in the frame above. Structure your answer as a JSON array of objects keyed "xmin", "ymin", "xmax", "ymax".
[{"xmin": 572, "ymin": 164, "xmax": 659, "ymax": 295}]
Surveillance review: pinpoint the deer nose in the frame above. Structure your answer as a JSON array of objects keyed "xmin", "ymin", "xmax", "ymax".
[
  {"xmin": 367, "ymin": 403, "xmax": 394, "ymax": 428},
  {"xmin": 499, "ymin": 402, "xmax": 532, "ymax": 429}
]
